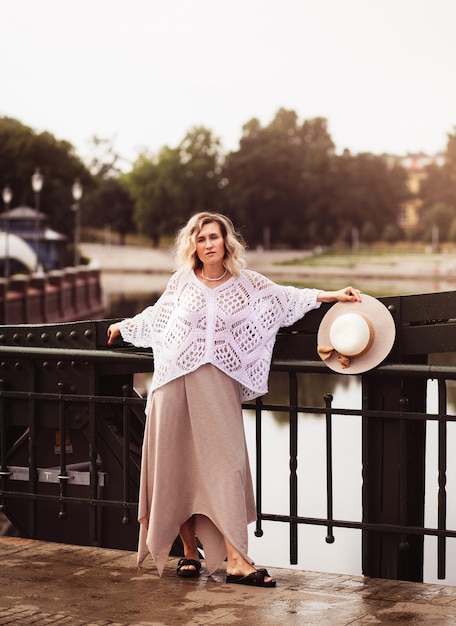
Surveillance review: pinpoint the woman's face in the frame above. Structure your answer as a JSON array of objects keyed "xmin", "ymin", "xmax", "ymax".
[{"xmin": 195, "ymin": 221, "xmax": 226, "ymax": 266}]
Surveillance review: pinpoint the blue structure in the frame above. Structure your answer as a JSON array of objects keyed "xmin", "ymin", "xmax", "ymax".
[{"xmin": 0, "ymin": 205, "xmax": 67, "ymax": 272}]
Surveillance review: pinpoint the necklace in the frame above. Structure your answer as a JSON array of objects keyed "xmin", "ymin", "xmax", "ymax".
[{"xmin": 201, "ymin": 267, "xmax": 228, "ymax": 281}]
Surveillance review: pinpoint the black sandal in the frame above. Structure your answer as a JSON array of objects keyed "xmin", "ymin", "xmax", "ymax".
[
  {"xmin": 226, "ymin": 568, "xmax": 276, "ymax": 587},
  {"xmin": 176, "ymin": 558, "xmax": 201, "ymax": 578}
]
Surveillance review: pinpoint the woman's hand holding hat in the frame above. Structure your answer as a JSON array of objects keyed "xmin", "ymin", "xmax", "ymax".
[{"xmin": 317, "ymin": 286, "xmax": 362, "ymax": 303}]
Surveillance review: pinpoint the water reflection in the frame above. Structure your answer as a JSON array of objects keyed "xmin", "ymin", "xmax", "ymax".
[{"xmin": 106, "ymin": 293, "xmax": 160, "ymax": 319}]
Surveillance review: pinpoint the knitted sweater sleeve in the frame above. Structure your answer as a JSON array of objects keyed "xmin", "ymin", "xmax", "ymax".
[
  {"xmin": 118, "ymin": 305, "xmax": 156, "ymax": 348},
  {"xmin": 117, "ymin": 272, "xmax": 180, "ymax": 348},
  {"xmin": 244, "ymin": 270, "xmax": 321, "ymax": 329},
  {"xmin": 279, "ymin": 285, "xmax": 322, "ymax": 327}
]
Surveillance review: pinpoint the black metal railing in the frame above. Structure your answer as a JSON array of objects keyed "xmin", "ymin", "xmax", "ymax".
[
  {"xmin": 2, "ymin": 289, "xmax": 456, "ymax": 583},
  {"xmin": 2, "ymin": 356, "xmax": 455, "ymax": 578},
  {"xmin": 249, "ymin": 361, "xmax": 456, "ymax": 582}
]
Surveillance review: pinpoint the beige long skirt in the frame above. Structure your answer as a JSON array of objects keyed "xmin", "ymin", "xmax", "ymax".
[{"xmin": 137, "ymin": 364, "xmax": 257, "ymax": 576}]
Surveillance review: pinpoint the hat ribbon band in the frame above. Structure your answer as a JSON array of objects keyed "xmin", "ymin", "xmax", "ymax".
[{"xmin": 317, "ymin": 345, "xmax": 351, "ymax": 368}]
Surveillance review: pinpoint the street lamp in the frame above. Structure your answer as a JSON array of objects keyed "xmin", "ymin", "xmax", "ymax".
[
  {"xmin": 71, "ymin": 179, "xmax": 83, "ymax": 266},
  {"xmin": 2, "ymin": 185, "xmax": 12, "ymax": 279},
  {"xmin": 31, "ymin": 168, "xmax": 44, "ymax": 271}
]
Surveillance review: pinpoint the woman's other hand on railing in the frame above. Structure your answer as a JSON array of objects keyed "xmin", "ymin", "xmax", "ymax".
[
  {"xmin": 107, "ymin": 323, "xmax": 121, "ymax": 345},
  {"xmin": 317, "ymin": 287, "xmax": 362, "ymax": 303}
]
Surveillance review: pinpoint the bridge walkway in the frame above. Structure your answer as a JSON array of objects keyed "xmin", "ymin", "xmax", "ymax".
[{"xmin": 2, "ymin": 536, "xmax": 456, "ymax": 625}]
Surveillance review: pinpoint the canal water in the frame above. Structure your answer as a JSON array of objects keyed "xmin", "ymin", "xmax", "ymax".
[{"xmin": 105, "ymin": 288, "xmax": 456, "ymax": 586}]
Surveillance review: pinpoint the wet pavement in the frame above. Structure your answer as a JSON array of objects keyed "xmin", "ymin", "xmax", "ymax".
[{"xmin": 2, "ymin": 536, "xmax": 456, "ymax": 625}]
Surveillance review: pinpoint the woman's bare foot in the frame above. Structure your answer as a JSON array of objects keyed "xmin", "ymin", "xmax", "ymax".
[
  {"xmin": 176, "ymin": 557, "xmax": 201, "ymax": 578},
  {"xmin": 224, "ymin": 538, "xmax": 275, "ymax": 585},
  {"xmin": 178, "ymin": 517, "xmax": 200, "ymax": 575}
]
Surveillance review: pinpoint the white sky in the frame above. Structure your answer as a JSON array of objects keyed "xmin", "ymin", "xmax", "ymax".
[{"xmin": 1, "ymin": 0, "xmax": 455, "ymax": 168}]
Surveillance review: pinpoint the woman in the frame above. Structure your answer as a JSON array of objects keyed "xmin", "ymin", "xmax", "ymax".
[{"xmin": 107, "ymin": 212, "xmax": 361, "ymax": 588}]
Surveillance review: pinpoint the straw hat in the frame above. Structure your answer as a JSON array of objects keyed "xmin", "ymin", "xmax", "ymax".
[{"xmin": 317, "ymin": 294, "xmax": 396, "ymax": 374}]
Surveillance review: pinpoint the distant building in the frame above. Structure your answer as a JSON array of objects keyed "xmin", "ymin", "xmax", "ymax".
[
  {"xmin": 396, "ymin": 152, "xmax": 445, "ymax": 234},
  {"xmin": 0, "ymin": 205, "xmax": 67, "ymax": 272}
]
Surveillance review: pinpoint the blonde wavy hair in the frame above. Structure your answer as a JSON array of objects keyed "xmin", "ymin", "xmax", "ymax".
[{"xmin": 174, "ymin": 212, "xmax": 247, "ymax": 276}]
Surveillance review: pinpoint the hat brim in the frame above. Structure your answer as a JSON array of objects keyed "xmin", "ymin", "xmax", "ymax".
[{"xmin": 317, "ymin": 294, "xmax": 396, "ymax": 374}]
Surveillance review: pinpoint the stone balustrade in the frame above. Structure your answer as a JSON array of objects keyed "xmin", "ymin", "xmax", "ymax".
[{"xmin": 0, "ymin": 267, "xmax": 105, "ymax": 324}]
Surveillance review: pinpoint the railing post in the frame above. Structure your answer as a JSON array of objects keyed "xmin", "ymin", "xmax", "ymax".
[
  {"xmin": 254, "ymin": 397, "xmax": 264, "ymax": 540},
  {"xmin": 289, "ymin": 371, "xmax": 298, "ymax": 564},
  {"xmin": 362, "ymin": 371, "xmax": 426, "ymax": 581},
  {"xmin": 0, "ymin": 279, "xmax": 7, "ymax": 324},
  {"xmin": 47, "ymin": 271, "xmax": 65, "ymax": 321},
  {"xmin": 7, "ymin": 276, "xmax": 28, "ymax": 324}
]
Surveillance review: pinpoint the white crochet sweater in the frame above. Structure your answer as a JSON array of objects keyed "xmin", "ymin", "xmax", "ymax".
[{"xmin": 119, "ymin": 269, "xmax": 322, "ymax": 401}]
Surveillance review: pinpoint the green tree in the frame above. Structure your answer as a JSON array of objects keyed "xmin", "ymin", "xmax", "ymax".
[
  {"xmin": 422, "ymin": 202, "xmax": 455, "ymax": 242},
  {"xmin": 448, "ymin": 217, "xmax": 456, "ymax": 243},
  {"xmin": 294, "ymin": 116, "xmax": 336, "ymax": 246},
  {"xmin": 178, "ymin": 126, "xmax": 224, "ymax": 215},
  {"xmin": 382, "ymin": 223, "xmax": 402, "ymax": 244},
  {"xmin": 420, "ymin": 129, "xmax": 456, "ymax": 212},
  {"xmin": 224, "ymin": 110, "xmax": 334, "ymax": 248},
  {"xmin": 331, "ymin": 152, "xmax": 408, "ymax": 243},
  {"xmin": 85, "ymin": 135, "xmax": 124, "ymax": 180},
  {"xmin": 125, "ymin": 127, "xmax": 224, "ymax": 245},
  {"xmin": 83, "ymin": 178, "xmax": 135, "ymax": 244},
  {"xmin": 0, "ymin": 117, "xmax": 93, "ymax": 236},
  {"xmin": 125, "ymin": 147, "xmax": 183, "ymax": 246},
  {"xmin": 361, "ymin": 220, "xmax": 377, "ymax": 245}
]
